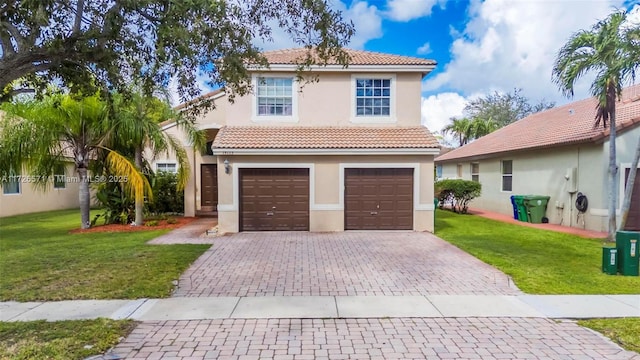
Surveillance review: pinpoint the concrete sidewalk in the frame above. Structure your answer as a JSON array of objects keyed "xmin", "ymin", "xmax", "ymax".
[{"xmin": 2, "ymin": 295, "xmax": 638, "ymax": 322}]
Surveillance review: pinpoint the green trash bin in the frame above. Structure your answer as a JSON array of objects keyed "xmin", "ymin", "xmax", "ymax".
[
  {"xmin": 523, "ymin": 195, "xmax": 550, "ymax": 223},
  {"xmin": 602, "ymin": 247, "xmax": 618, "ymax": 275},
  {"xmin": 513, "ymin": 195, "xmax": 528, "ymax": 222},
  {"xmin": 434, "ymin": 198, "xmax": 439, "ymax": 224},
  {"xmin": 616, "ymin": 231, "xmax": 639, "ymax": 276}
]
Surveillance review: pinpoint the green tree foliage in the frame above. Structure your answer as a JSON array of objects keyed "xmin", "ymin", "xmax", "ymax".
[
  {"xmin": 0, "ymin": 93, "xmax": 150, "ymax": 229},
  {"xmin": 552, "ymin": 10, "xmax": 640, "ymax": 241},
  {"xmin": 147, "ymin": 171, "xmax": 184, "ymax": 215},
  {"xmin": 442, "ymin": 116, "xmax": 500, "ymax": 147},
  {"xmin": 464, "ymin": 88, "xmax": 555, "ymax": 128},
  {"xmin": 0, "ymin": 0, "xmax": 354, "ymax": 114},
  {"xmin": 435, "ymin": 179, "xmax": 482, "ymax": 214}
]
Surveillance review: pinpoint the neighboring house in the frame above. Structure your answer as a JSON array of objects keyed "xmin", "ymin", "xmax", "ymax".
[
  {"xmin": 435, "ymin": 84, "xmax": 640, "ymax": 232},
  {"xmin": 0, "ymin": 162, "xmax": 81, "ymax": 217},
  {"xmin": 154, "ymin": 48, "xmax": 440, "ymax": 233}
]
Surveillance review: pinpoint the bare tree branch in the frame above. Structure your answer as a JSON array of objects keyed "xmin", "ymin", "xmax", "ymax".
[
  {"xmin": 0, "ymin": 21, "xmax": 27, "ymax": 52},
  {"xmin": 73, "ymin": 0, "xmax": 86, "ymax": 35}
]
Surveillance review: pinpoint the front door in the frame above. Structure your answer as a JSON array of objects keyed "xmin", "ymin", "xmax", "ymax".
[{"xmin": 201, "ymin": 164, "xmax": 218, "ymax": 211}]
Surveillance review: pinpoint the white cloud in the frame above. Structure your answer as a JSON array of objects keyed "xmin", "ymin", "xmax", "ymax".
[
  {"xmin": 257, "ymin": 1, "xmax": 383, "ymax": 50},
  {"xmin": 417, "ymin": 42, "xmax": 432, "ymax": 55},
  {"xmin": 423, "ymin": 0, "xmax": 624, "ymax": 104},
  {"xmin": 385, "ymin": 0, "xmax": 442, "ymax": 22},
  {"xmin": 421, "ymin": 92, "xmax": 468, "ymax": 134}
]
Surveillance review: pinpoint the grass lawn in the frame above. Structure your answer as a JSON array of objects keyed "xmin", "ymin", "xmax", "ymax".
[
  {"xmin": 579, "ymin": 318, "xmax": 640, "ymax": 353},
  {"xmin": 0, "ymin": 319, "xmax": 135, "ymax": 360},
  {"xmin": 435, "ymin": 210, "xmax": 640, "ymax": 294},
  {"xmin": 0, "ymin": 209, "xmax": 210, "ymax": 301}
]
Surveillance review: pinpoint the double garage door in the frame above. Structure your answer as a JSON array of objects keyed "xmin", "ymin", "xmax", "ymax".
[{"xmin": 239, "ymin": 168, "xmax": 413, "ymax": 231}]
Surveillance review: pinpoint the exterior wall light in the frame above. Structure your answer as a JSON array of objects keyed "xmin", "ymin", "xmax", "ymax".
[{"xmin": 224, "ymin": 159, "xmax": 230, "ymax": 174}]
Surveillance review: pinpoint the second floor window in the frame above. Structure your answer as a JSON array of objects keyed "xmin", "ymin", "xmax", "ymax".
[
  {"xmin": 355, "ymin": 78, "xmax": 391, "ymax": 116},
  {"xmin": 257, "ymin": 77, "xmax": 293, "ymax": 116}
]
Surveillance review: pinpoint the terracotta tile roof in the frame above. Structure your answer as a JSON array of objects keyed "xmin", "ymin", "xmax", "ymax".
[
  {"xmin": 436, "ymin": 84, "xmax": 640, "ymax": 162},
  {"xmin": 212, "ymin": 126, "xmax": 440, "ymax": 150},
  {"xmin": 261, "ymin": 48, "xmax": 436, "ymax": 66}
]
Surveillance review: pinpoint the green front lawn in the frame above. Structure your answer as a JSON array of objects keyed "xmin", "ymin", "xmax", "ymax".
[
  {"xmin": 435, "ymin": 210, "xmax": 640, "ymax": 294},
  {"xmin": 0, "ymin": 319, "xmax": 135, "ymax": 360},
  {"xmin": 579, "ymin": 318, "xmax": 640, "ymax": 353},
  {"xmin": 0, "ymin": 210, "xmax": 210, "ymax": 301}
]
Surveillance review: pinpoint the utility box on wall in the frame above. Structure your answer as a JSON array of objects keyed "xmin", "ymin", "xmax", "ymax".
[{"xmin": 565, "ymin": 167, "xmax": 577, "ymax": 193}]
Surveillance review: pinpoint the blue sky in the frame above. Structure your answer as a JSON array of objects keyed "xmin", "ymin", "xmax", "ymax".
[
  {"xmin": 321, "ymin": 0, "xmax": 640, "ymax": 141},
  {"xmin": 183, "ymin": 0, "xmax": 640, "ymax": 142}
]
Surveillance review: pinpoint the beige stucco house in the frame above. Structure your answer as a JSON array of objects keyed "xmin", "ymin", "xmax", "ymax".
[
  {"xmin": 154, "ymin": 48, "xmax": 441, "ymax": 233},
  {"xmin": 435, "ymin": 84, "xmax": 640, "ymax": 232},
  {"xmin": 0, "ymin": 162, "xmax": 81, "ymax": 217}
]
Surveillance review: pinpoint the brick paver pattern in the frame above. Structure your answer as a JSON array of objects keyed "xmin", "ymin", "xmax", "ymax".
[
  {"xmin": 173, "ymin": 232, "xmax": 520, "ymax": 297},
  {"xmin": 112, "ymin": 317, "xmax": 640, "ymax": 360},
  {"xmin": 148, "ymin": 218, "xmax": 217, "ymax": 245}
]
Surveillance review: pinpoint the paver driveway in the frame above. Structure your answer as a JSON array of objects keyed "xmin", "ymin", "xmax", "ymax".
[
  {"xmin": 173, "ymin": 231, "xmax": 520, "ymax": 297},
  {"xmin": 114, "ymin": 318, "xmax": 639, "ymax": 360}
]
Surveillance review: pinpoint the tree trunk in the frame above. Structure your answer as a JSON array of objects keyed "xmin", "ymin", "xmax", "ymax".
[
  {"xmin": 618, "ymin": 136, "xmax": 640, "ymax": 230},
  {"xmin": 134, "ymin": 147, "xmax": 144, "ymax": 226},
  {"xmin": 78, "ymin": 167, "xmax": 91, "ymax": 229},
  {"xmin": 607, "ymin": 107, "xmax": 618, "ymax": 242}
]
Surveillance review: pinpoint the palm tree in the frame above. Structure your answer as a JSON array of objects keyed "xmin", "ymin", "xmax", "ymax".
[
  {"xmin": 552, "ymin": 10, "xmax": 640, "ymax": 241},
  {"xmin": 0, "ymin": 93, "xmax": 150, "ymax": 229},
  {"xmin": 442, "ymin": 117, "xmax": 474, "ymax": 147},
  {"xmin": 471, "ymin": 117, "xmax": 499, "ymax": 139},
  {"xmin": 110, "ymin": 92, "xmax": 205, "ymax": 225}
]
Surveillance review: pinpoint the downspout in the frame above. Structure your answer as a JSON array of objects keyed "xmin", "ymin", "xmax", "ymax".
[{"xmin": 193, "ymin": 148, "xmax": 197, "ymax": 217}]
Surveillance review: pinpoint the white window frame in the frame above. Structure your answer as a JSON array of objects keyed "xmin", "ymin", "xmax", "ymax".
[
  {"xmin": 3, "ymin": 168, "xmax": 20, "ymax": 195},
  {"xmin": 501, "ymin": 160, "xmax": 513, "ymax": 192},
  {"xmin": 350, "ymin": 74, "xmax": 396, "ymax": 124},
  {"xmin": 456, "ymin": 164, "xmax": 462, "ymax": 178},
  {"xmin": 471, "ymin": 163, "xmax": 479, "ymax": 182},
  {"xmin": 156, "ymin": 162, "xmax": 178, "ymax": 174},
  {"xmin": 53, "ymin": 164, "xmax": 66, "ymax": 189},
  {"xmin": 251, "ymin": 74, "xmax": 299, "ymax": 123}
]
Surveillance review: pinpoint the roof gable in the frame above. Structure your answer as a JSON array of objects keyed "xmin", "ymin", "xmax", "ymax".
[{"xmin": 436, "ymin": 84, "xmax": 640, "ymax": 162}]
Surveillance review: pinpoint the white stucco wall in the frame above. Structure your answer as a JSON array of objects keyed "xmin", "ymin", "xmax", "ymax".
[{"xmin": 438, "ymin": 143, "xmax": 608, "ymax": 232}]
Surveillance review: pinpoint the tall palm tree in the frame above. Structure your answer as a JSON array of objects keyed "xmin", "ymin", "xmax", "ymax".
[
  {"xmin": 552, "ymin": 10, "xmax": 640, "ymax": 241},
  {"xmin": 0, "ymin": 94, "xmax": 150, "ymax": 229},
  {"xmin": 442, "ymin": 117, "xmax": 474, "ymax": 147},
  {"xmin": 110, "ymin": 92, "xmax": 205, "ymax": 225}
]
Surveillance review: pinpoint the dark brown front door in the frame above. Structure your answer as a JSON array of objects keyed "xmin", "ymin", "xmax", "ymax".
[
  {"xmin": 345, "ymin": 168, "xmax": 414, "ymax": 230},
  {"xmin": 240, "ymin": 168, "xmax": 309, "ymax": 231},
  {"xmin": 624, "ymin": 168, "xmax": 640, "ymax": 230},
  {"xmin": 201, "ymin": 164, "xmax": 218, "ymax": 210}
]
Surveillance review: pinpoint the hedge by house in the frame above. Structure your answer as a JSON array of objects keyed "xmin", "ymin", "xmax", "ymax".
[{"xmin": 435, "ymin": 179, "xmax": 482, "ymax": 214}]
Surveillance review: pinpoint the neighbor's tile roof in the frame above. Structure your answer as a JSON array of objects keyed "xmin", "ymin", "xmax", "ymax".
[
  {"xmin": 212, "ymin": 126, "xmax": 440, "ymax": 149},
  {"xmin": 261, "ymin": 48, "xmax": 436, "ymax": 66},
  {"xmin": 436, "ymin": 84, "xmax": 640, "ymax": 162}
]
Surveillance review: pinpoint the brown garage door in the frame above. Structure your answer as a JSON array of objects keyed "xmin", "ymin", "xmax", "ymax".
[
  {"xmin": 240, "ymin": 168, "xmax": 309, "ymax": 231},
  {"xmin": 345, "ymin": 168, "xmax": 413, "ymax": 230},
  {"xmin": 201, "ymin": 164, "xmax": 218, "ymax": 210},
  {"xmin": 624, "ymin": 168, "xmax": 640, "ymax": 230}
]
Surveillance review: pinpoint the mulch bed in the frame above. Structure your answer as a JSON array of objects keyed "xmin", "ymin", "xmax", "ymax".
[{"xmin": 69, "ymin": 216, "xmax": 197, "ymax": 234}]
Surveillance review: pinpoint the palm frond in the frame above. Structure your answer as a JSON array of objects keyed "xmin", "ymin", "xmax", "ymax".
[{"xmin": 104, "ymin": 149, "xmax": 153, "ymax": 204}]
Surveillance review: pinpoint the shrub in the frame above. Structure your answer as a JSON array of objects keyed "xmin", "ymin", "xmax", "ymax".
[
  {"xmin": 435, "ymin": 179, "xmax": 481, "ymax": 214},
  {"xmin": 166, "ymin": 218, "xmax": 178, "ymax": 225},
  {"xmin": 92, "ymin": 182, "xmax": 135, "ymax": 225},
  {"xmin": 145, "ymin": 220, "xmax": 159, "ymax": 227},
  {"xmin": 147, "ymin": 172, "xmax": 184, "ymax": 215}
]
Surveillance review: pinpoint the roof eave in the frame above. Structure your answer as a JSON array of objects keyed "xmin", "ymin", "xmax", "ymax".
[{"xmin": 213, "ymin": 148, "xmax": 440, "ymax": 156}]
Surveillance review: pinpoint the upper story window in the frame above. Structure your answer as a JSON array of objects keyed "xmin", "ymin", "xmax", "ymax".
[
  {"xmin": 256, "ymin": 77, "xmax": 295, "ymax": 112},
  {"xmin": 356, "ymin": 79, "xmax": 390, "ymax": 116},
  {"xmin": 351, "ymin": 74, "xmax": 396, "ymax": 123}
]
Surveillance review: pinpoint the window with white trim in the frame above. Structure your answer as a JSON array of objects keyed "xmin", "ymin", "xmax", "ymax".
[
  {"xmin": 54, "ymin": 164, "xmax": 66, "ymax": 189},
  {"xmin": 502, "ymin": 160, "xmax": 513, "ymax": 191},
  {"xmin": 471, "ymin": 163, "xmax": 479, "ymax": 182},
  {"xmin": 456, "ymin": 164, "xmax": 462, "ymax": 178},
  {"xmin": 436, "ymin": 164, "xmax": 443, "ymax": 179},
  {"xmin": 156, "ymin": 163, "xmax": 177, "ymax": 173},
  {"xmin": 355, "ymin": 78, "xmax": 391, "ymax": 116},
  {"xmin": 256, "ymin": 77, "xmax": 293, "ymax": 116},
  {"xmin": 3, "ymin": 168, "xmax": 20, "ymax": 194}
]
